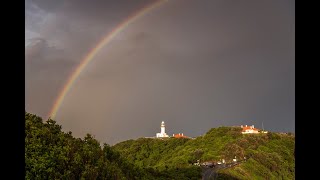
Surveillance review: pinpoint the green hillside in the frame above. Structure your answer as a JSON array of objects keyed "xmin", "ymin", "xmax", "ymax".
[
  {"xmin": 25, "ymin": 112, "xmax": 143, "ymax": 179},
  {"xmin": 25, "ymin": 112, "xmax": 201, "ymax": 179},
  {"xmin": 25, "ymin": 112, "xmax": 294, "ymax": 179},
  {"xmin": 113, "ymin": 127, "xmax": 295, "ymax": 179}
]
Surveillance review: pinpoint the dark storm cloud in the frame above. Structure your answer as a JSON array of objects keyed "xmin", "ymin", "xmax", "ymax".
[
  {"xmin": 25, "ymin": 38, "xmax": 75, "ymax": 80},
  {"xmin": 25, "ymin": 0, "xmax": 158, "ymax": 118},
  {"xmin": 26, "ymin": 0, "xmax": 159, "ymax": 56},
  {"xmin": 25, "ymin": 37, "xmax": 76, "ymax": 117},
  {"xmin": 27, "ymin": 0, "xmax": 157, "ymax": 23},
  {"xmin": 26, "ymin": 0, "xmax": 294, "ymax": 144}
]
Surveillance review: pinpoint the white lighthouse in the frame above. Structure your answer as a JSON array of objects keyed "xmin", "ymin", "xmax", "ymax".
[{"xmin": 156, "ymin": 121, "xmax": 169, "ymax": 138}]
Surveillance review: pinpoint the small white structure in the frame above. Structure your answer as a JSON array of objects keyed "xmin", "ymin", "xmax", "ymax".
[
  {"xmin": 156, "ymin": 121, "xmax": 169, "ymax": 138},
  {"xmin": 193, "ymin": 160, "xmax": 200, "ymax": 166},
  {"xmin": 233, "ymin": 156, "xmax": 237, "ymax": 162}
]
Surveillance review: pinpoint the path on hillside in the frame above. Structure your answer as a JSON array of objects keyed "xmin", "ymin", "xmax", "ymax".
[
  {"xmin": 202, "ymin": 160, "xmax": 245, "ymax": 180},
  {"xmin": 202, "ymin": 167, "xmax": 216, "ymax": 180}
]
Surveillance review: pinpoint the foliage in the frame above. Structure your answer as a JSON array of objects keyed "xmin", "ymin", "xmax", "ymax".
[
  {"xmin": 25, "ymin": 112, "xmax": 147, "ymax": 179},
  {"xmin": 114, "ymin": 127, "xmax": 294, "ymax": 179},
  {"xmin": 26, "ymin": 112, "xmax": 294, "ymax": 179},
  {"xmin": 215, "ymin": 132, "xmax": 295, "ymax": 179}
]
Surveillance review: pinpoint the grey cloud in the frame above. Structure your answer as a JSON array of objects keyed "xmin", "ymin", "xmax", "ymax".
[
  {"xmin": 26, "ymin": 0, "xmax": 294, "ymax": 144},
  {"xmin": 25, "ymin": 37, "xmax": 76, "ymax": 118},
  {"xmin": 25, "ymin": 0, "xmax": 158, "ymax": 118}
]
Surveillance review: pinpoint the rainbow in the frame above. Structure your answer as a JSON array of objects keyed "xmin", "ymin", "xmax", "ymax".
[{"xmin": 48, "ymin": 0, "xmax": 167, "ymax": 119}]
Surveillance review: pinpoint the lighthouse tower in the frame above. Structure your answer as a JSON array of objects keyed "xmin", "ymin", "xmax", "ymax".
[
  {"xmin": 161, "ymin": 121, "xmax": 165, "ymax": 134},
  {"xmin": 156, "ymin": 121, "xmax": 169, "ymax": 138}
]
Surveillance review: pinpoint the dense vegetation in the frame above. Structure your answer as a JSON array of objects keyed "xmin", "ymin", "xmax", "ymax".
[
  {"xmin": 26, "ymin": 112, "xmax": 294, "ymax": 179},
  {"xmin": 114, "ymin": 127, "xmax": 295, "ymax": 179},
  {"xmin": 25, "ymin": 112, "xmax": 201, "ymax": 179},
  {"xmin": 26, "ymin": 112, "xmax": 141, "ymax": 179},
  {"xmin": 216, "ymin": 132, "xmax": 295, "ymax": 179}
]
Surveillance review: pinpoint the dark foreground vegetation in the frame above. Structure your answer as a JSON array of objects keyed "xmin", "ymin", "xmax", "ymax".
[
  {"xmin": 25, "ymin": 112, "xmax": 200, "ymax": 179},
  {"xmin": 26, "ymin": 112, "xmax": 294, "ymax": 179}
]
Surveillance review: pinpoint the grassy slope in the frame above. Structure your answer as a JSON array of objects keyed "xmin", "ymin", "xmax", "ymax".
[
  {"xmin": 25, "ymin": 112, "xmax": 202, "ymax": 179},
  {"xmin": 113, "ymin": 127, "xmax": 295, "ymax": 179},
  {"xmin": 217, "ymin": 133, "xmax": 295, "ymax": 179},
  {"xmin": 26, "ymin": 111, "xmax": 294, "ymax": 179}
]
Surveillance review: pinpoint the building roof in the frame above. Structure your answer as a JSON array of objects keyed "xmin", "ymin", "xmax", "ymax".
[
  {"xmin": 173, "ymin": 133, "xmax": 188, "ymax": 138},
  {"xmin": 241, "ymin": 125, "xmax": 259, "ymax": 132}
]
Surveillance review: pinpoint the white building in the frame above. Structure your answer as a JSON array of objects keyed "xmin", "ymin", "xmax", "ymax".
[
  {"xmin": 156, "ymin": 121, "xmax": 169, "ymax": 138},
  {"xmin": 241, "ymin": 125, "xmax": 260, "ymax": 134},
  {"xmin": 233, "ymin": 156, "xmax": 237, "ymax": 162}
]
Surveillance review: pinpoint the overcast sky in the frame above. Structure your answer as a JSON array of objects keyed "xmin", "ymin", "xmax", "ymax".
[{"xmin": 25, "ymin": 0, "xmax": 295, "ymax": 144}]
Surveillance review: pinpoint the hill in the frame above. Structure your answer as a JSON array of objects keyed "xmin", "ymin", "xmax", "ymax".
[
  {"xmin": 113, "ymin": 127, "xmax": 295, "ymax": 179},
  {"xmin": 25, "ymin": 112, "xmax": 294, "ymax": 179},
  {"xmin": 26, "ymin": 112, "xmax": 142, "ymax": 179},
  {"xmin": 25, "ymin": 112, "xmax": 201, "ymax": 179}
]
